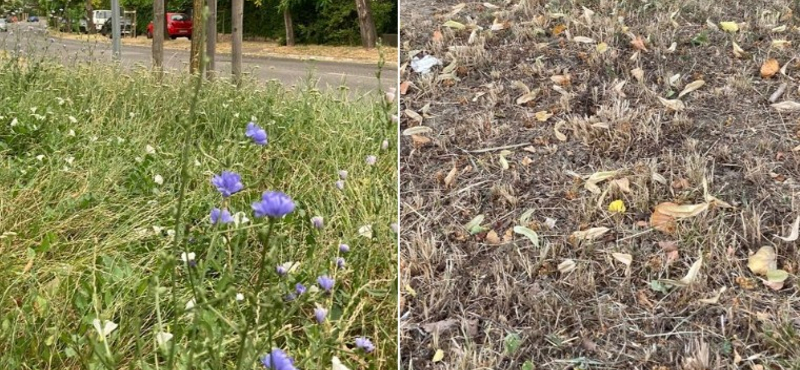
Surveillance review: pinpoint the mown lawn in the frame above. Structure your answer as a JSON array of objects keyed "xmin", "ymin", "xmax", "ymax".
[{"xmin": 0, "ymin": 50, "xmax": 398, "ymax": 370}]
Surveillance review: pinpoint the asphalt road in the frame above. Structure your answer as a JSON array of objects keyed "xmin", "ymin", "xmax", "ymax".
[{"xmin": 0, "ymin": 22, "xmax": 397, "ymax": 94}]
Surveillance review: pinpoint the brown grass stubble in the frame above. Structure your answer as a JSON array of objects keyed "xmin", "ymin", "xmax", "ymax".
[{"xmin": 401, "ymin": 0, "xmax": 800, "ymax": 368}]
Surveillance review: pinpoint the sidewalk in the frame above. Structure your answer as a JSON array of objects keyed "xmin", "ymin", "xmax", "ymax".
[{"xmin": 51, "ymin": 31, "xmax": 398, "ymax": 66}]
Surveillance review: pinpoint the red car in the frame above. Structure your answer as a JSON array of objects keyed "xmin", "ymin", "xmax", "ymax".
[{"xmin": 146, "ymin": 12, "xmax": 192, "ymax": 39}]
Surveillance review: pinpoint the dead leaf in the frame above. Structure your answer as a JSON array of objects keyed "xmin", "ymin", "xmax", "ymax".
[
  {"xmin": 521, "ymin": 157, "xmax": 533, "ymax": 166},
  {"xmin": 535, "ymin": 111, "xmax": 553, "ymax": 121},
  {"xmin": 658, "ymin": 240, "xmax": 678, "ymax": 252},
  {"xmin": 433, "ymin": 29, "xmax": 443, "ymax": 42},
  {"xmin": 678, "ymin": 80, "xmax": 705, "ymax": 98},
  {"xmin": 584, "ymin": 170, "xmax": 618, "ymax": 194},
  {"xmin": 444, "ymin": 165, "xmax": 458, "ymax": 188},
  {"xmin": 612, "ymin": 253, "xmax": 633, "ymax": 267},
  {"xmin": 402, "ymin": 126, "xmax": 432, "ymax": 135},
  {"xmin": 732, "ymin": 42, "xmax": 745, "ymax": 58},
  {"xmin": 631, "ymin": 68, "xmax": 644, "ymax": 82},
  {"xmin": 771, "ymin": 101, "xmax": 800, "ymax": 112},
  {"xmin": 432, "ymin": 349, "xmax": 444, "ymax": 362},
  {"xmin": 654, "ymin": 202, "xmax": 709, "ymax": 218},
  {"xmin": 554, "ymin": 121, "xmax": 567, "ymax": 141},
  {"xmin": 650, "ymin": 211, "xmax": 676, "ymax": 233},
  {"xmin": 698, "ymin": 286, "xmax": 727, "ymax": 304},
  {"xmin": 747, "ymin": 246, "xmax": 777, "ymax": 276},
  {"xmin": 610, "ymin": 178, "xmax": 631, "ymax": 193},
  {"xmin": 631, "ymin": 35, "xmax": 647, "ymax": 51},
  {"xmin": 681, "ymin": 256, "xmax": 703, "ymax": 284},
  {"xmin": 443, "ymin": 20, "xmax": 466, "ymax": 30},
  {"xmin": 657, "ymin": 97, "xmax": 685, "ymax": 111},
  {"xmin": 405, "ymin": 109, "xmax": 423, "ymax": 122},
  {"xmin": 486, "ymin": 230, "xmax": 501, "ymax": 245},
  {"xmin": 400, "ymin": 81, "xmax": 411, "ymax": 95},
  {"xmin": 551, "ymin": 74, "xmax": 571, "ymax": 85},
  {"xmin": 421, "ymin": 319, "xmax": 457, "ymax": 334},
  {"xmin": 719, "ymin": 21, "xmax": 739, "ymax": 32},
  {"xmin": 571, "ymin": 227, "xmax": 610, "ymax": 241},
  {"xmin": 776, "ymin": 215, "xmax": 799, "ymax": 242},
  {"xmin": 596, "ymin": 42, "xmax": 608, "ymax": 54},
  {"xmin": 411, "ymin": 135, "xmax": 432, "ymax": 147},
  {"xmin": 573, "ymin": 36, "xmax": 595, "ymax": 43},
  {"xmin": 761, "ymin": 59, "xmax": 779, "ymax": 78},
  {"xmin": 558, "ymin": 259, "xmax": 577, "ymax": 274}
]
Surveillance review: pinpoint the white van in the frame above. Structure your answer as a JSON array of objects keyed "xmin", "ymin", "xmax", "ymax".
[{"xmin": 92, "ymin": 10, "xmax": 111, "ymax": 31}]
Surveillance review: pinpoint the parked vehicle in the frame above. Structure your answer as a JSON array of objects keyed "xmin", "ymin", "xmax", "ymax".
[
  {"xmin": 146, "ymin": 12, "xmax": 192, "ymax": 40},
  {"xmin": 100, "ymin": 17, "xmax": 133, "ymax": 37},
  {"xmin": 0, "ymin": 18, "xmax": 7, "ymax": 32},
  {"xmin": 92, "ymin": 10, "xmax": 111, "ymax": 32},
  {"xmin": 27, "ymin": 15, "xmax": 38, "ymax": 22}
]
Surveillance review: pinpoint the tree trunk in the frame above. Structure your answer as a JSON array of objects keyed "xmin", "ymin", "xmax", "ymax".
[
  {"xmin": 189, "ymin": 0, "xmax": 204, "ymax": 74},
  {"xmin": 152, "ymin": 0, "xmax": 165, "ymax": 77},
  {"xmin": 283, "ymin": 8, "xmax": 294, "ymax": 47},
  {"xmin": 206, "ymin": 0, "xmax": 217, "ymax": 79},
  {"xmin": 354, "ymin": 0, "xmax": 377, "ymax": 48},
  {"xmin": 231, "ymin": 0, "xmax": 243, "ymax": 85},
  {"xmin": 85, "ymin": 0, "xmax": 95, "ymax": 34}
]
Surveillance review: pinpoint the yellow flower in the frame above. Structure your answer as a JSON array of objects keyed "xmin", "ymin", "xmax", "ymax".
[{"xmin": 608, "ymin": 199, "xmax": 626, "ymax": 213}]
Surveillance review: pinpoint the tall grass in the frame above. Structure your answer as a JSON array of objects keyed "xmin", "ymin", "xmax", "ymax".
[{"xmin": 0, "ymin": 41, "xmax": 397, "ymax": 369}]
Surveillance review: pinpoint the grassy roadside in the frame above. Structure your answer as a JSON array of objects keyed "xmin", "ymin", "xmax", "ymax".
[
  {"xmin": 400, "ymin": 0, "xmax": 800, "ymax": 369},
  {"xmin": 0, "ymin": 46, "xmax": 398, "ymax": 369},
  {"xmin": 49, "ymin": 30, "xmax": 399, "ymax": 65}
]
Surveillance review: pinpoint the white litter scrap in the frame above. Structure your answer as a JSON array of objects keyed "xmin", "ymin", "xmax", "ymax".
[{"xmin": 410, "ymin": 55, "xmax": 442, "ymax": 74}]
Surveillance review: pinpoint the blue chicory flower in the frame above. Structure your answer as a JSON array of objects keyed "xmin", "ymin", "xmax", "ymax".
[
  {"xmin": 260, "ymin": 348, "xmax": 297, "ymax": 370},
  {"xmin": 339, "ymin": 244, "xmax": 350, "ymax": 253},
  {"xmin": 335, "ymin": 180, "xmax": 345, "ymax": 190},
  {"xmin": 276, "ymin": 265, "xmax": 288, "ymax": 276},
  {"xmin": 355, "ymin": 337, "xmax": 375, "ymax": 353},
  {"xmin": 252, "ymin": 191, "xmax": 295, "ymax": 218},
  {"xmin": 246, "ymin": 122, "xmax": 268, "ymax": 145},
  {"xmin": 211, "ymin": 171, "xmax": 244, "ymax": 198},
  {"xmin": 210, "ymin": 208, "xmax": 234, "ymax": 225},
  {"xmin": 314, "ymin": 307, "xmax": 327, "ymax": 324},
  {"xmin": 317, "ymin": 275, "xmax": 334, "ymax": 292},
  {"xmin": 336, "ymin": 257, "xmax": 345, "ymax": 269},
  {"xmin": 295, "ymin": 283, "xmax": 306, "ymax": 295}
]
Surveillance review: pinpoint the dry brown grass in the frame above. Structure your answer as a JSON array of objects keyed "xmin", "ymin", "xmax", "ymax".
[
  {"xmin": 51, "ymin": 31, "xmax": 398, "ymax": 65},
  {"xmin": 400, "ymin": 0, "xmax": 800, "ymax": 369}
]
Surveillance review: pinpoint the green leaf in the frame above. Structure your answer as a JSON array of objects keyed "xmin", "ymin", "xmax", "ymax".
[
  {"xmin": 648, "ymin": 280, "xmax": 669, "ymax": 294},
  {"xmin": 465, "ymin": 214, "xmax": 487, "ymax": 235},
  {"xmin": 513, "ymin": 226, "xmax": 540, "ymax": 247},
  {"xmin": 504, "ymin": 333, "xmax": 522, "ymax": 354},
  {"xmin": 521, "ymin": 360, "xmax": 535, "ymax": 370},
  {"xmin": 766, "ymin": 269, "xmax": 789, "ymax": 282}
]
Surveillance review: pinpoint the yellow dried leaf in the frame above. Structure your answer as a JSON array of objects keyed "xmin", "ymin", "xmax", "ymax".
[
  {"xmin": 596, "ymin": 42, "xmax": 608, "ymax": 53},
  {"xmin": 720, "ymin": 21, "xmax": 739, "ymax": 32},
  {"xmin": 535, "ymin": 110, "xmax": 553, "ymax": 121},
  {"xmin": 747, "ymin": 246, "xmax": 777, "ymax": 276},
  {"xmin": 443, "ymin": 20, "xmax": 466, "ymax": 30},
  {"xmin": 657, "ymin": 97, "xmax": 685, "ymax": 111},
  {"xmin": 776, "ymin": 215, "xmax": 799, "ymax": 242},
  {"xmin": 558, "ymin": 259, "xmax": 577, "ymax": 274},
  {"xmin": 432, "ymin": 349, "xmax": 445, "ymax": 362},
  {"xmin": 405, "ymin": 284, "xmax": 417, "ymax": 297},
  {"xmin": 608, "ymin": 199, "xmax": 626, "ymax": 213}
]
